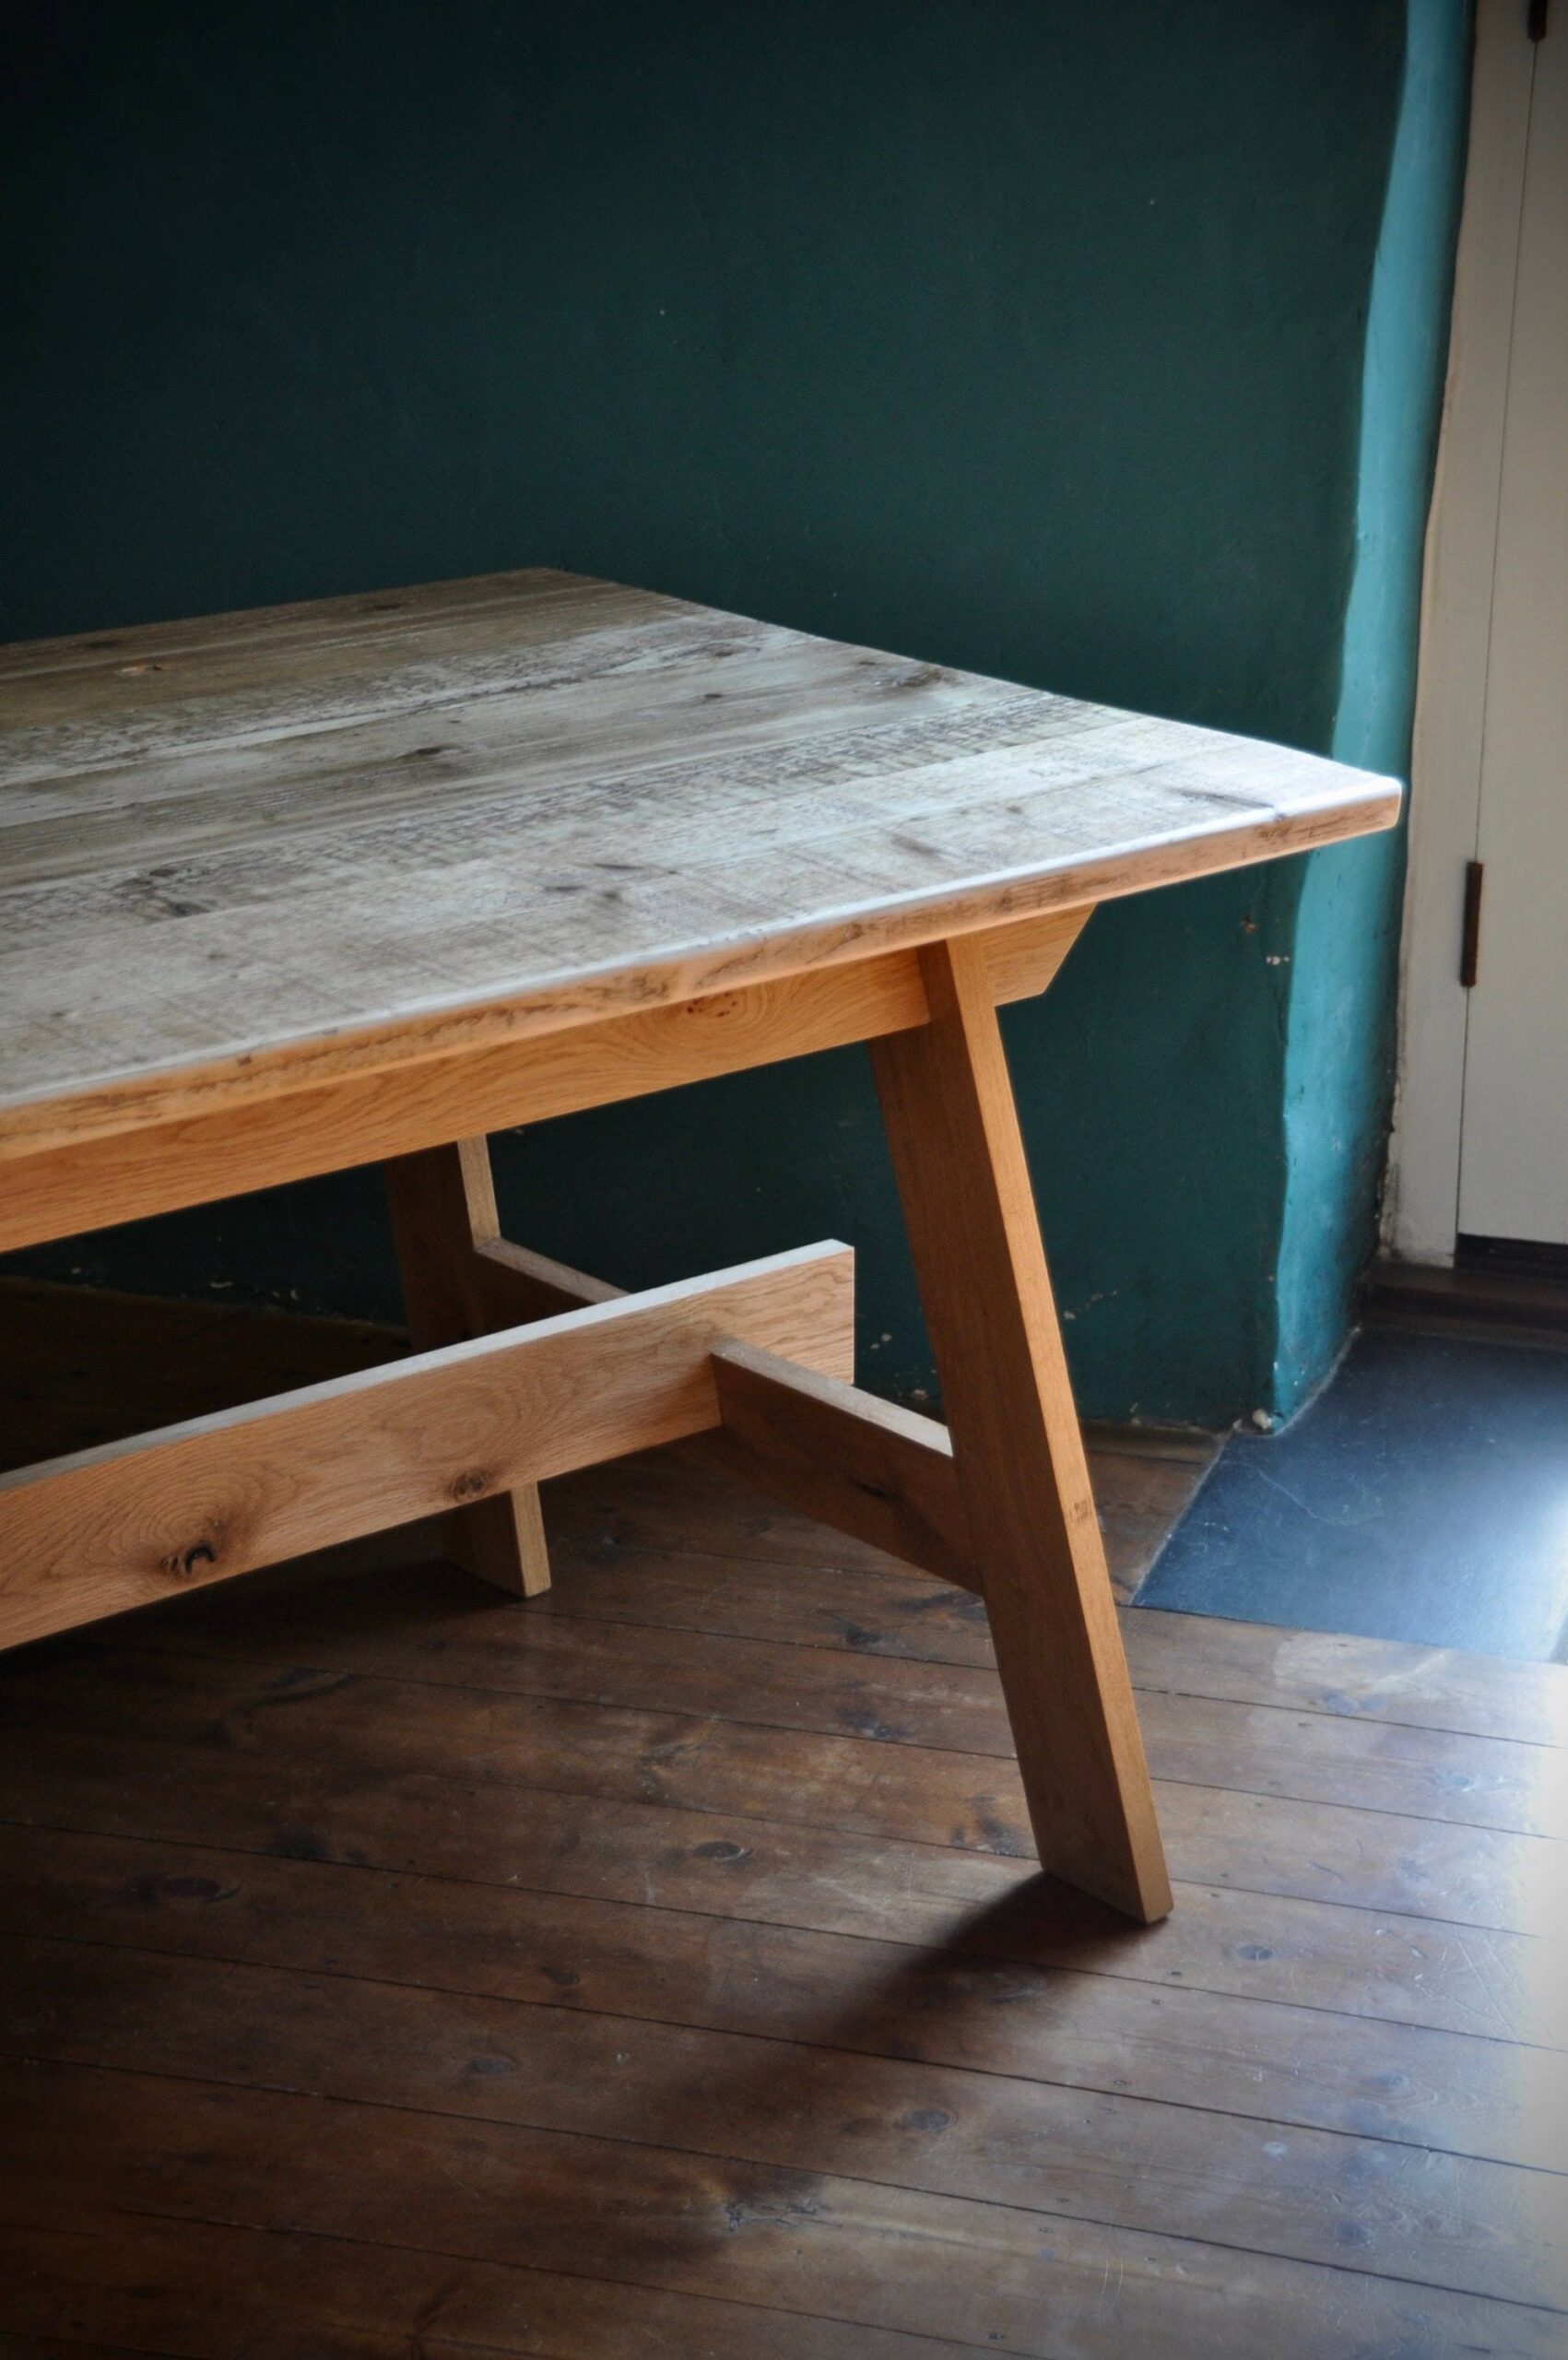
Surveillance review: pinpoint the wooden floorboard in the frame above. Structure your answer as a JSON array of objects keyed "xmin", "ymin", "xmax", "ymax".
[
  {"xmin": 3, "ymin": 1941, "xmax": 1563, "ymax": 2307},
  {"xmin": 0, "ymin": 2338, "xmax": 188, "ymax": 2360},
  {"xmin": 0, "ymin": 2211, "xmax": 964, "ymax": 2360},
  {"xmin": 3, "ymin": 2059, "xmax": 1563, "ymax": 2360},
  {"xmin": 3, "ymin": 1820, "xmax": 1562, "ymax": 2168},
  {"xmin": 6, "ymin": 1632, "xmax": 1557, "ymax": 1938},
  {"xmin": 2, "ymin": 1439, "xmax": 1565, "ymax": 2354},
  {"xmin": 68, "ymin": 1563, "xmax": 1564, "ymax": 1835},
  {"xmin": 546, "ymin": 1442, "xmax": 1568, "ymax": 1740},
  {"xmin": 2, "ymin": 1729, "xmax": 1561, "ymax": 2045}
]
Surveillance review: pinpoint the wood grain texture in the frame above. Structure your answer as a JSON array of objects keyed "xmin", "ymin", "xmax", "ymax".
[
  {"xmin": 0, "ymin": 1445, "xmax": 1562, "ymax": 2354},
  {"xmin": 8, "ymin": 2062, "xmax": 1560, "ymax": 2360},
  {"xmin": 371, "ymin": 1205, "xmax": 981, "ymax": 1595},
  {"xmin": 6, "ymin": 1707, "xmax": 1561, "ymax": 2039},
  {"xmin": 400, "ymin": 1224, "xmax": 979, "ymax": 1593},
  {"xmin": 541, "ymin": 1440, "xmax": 1568, "ymax": 1740},
  {"xmin": 383, "ymin": 1137, "xmax": 552, "ymax": 1598},
  {"xmin": 0, "ymin": 568, "xmax": 1397, "ymax": 1187},
  {"xmin": 873, "ymin": 936, "xmax": 1172, "ymax": 1922},
  {"xmin": 96, "ymin": 1567, "xmax": 1564, "ymax": 1843},
  {"xmin": 0, "ymin": 1243, "xmax": 854, "ymax": 1649},
  {"xmin": 35, "ymin": 1577, "xmax": 1562, "ymax": 1951},
  {"xmin": 6, "ymin": 1817, "xmax": 1562, "ymax": 2172},
  {"xmin": 0, "ymin": 2208, "xmax": 951, "ymax": 2360},
  {"xmin": 0, "ymin": 1273, "xmax": 1220, "ymax": 1609},
  {"xmin": 712, "ymin": 1340, "xmax": 975, "ymax": 1589},
  {"xmin": 6, "ymin": 1939, "xmax": 1564, "ymax": 2309},
  {"xmin": 0, "ymin": 911, "xmax": 1081, "ymax": 1256}
]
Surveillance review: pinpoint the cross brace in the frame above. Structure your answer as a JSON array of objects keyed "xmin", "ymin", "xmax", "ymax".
[{"xmin": 0, "ymin": 908, "xmax": 1171, "ymax": 1924}]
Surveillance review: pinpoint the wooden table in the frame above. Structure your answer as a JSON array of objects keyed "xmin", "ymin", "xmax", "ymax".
[{"xmin": 0, "ymin": 570, "xmax": 1398, "ymax": 1922}]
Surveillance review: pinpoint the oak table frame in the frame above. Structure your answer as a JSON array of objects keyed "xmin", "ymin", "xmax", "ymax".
[{"xmin": 0, "ymin": 571, "xmax": 1400, "ymax": 1923}]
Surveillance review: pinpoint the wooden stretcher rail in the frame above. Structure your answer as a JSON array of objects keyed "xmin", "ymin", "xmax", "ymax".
[
  {"xmin": 710, "ymin": 1341, "xmax": 977, "ymax": 1594},
  {"xmin": 464, "ymin": 1229, "xmax": 981, "ymax": 1595},
  {"xmin": 0, "ymin": 1241, "xmax": 854, "ymax": 1652}
]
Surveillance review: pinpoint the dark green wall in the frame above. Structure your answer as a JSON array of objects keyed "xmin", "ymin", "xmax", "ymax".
[{"xmin": 0, "ymin": 1, "xmax": 1468, "ymax": 1423}]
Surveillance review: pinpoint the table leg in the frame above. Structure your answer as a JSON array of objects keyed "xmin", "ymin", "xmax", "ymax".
[
  {"xmin": 870, "ymin": 933, "xmax": 1172, "ymax": 1923},
  {"xmin": 383, "ymin": 1137, "xmax": 552, "ymax": 1597}
]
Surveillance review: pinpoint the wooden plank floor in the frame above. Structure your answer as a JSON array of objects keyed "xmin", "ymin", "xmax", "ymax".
[{"xmin": 1, "ymin": 1429, "xmax": 1566, "ymax": 2354}]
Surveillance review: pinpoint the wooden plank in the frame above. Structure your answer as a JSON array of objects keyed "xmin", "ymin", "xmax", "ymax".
[
  {"xmin": 0, "ymin": 1243, "xmax": 854, "ymax": 1649},
  {"xmin": 0, "ymin": 2209, "xmax": 971, "ymax": 2360},
  {"xmin": 710, "ymin": 1340, "xmax": 976, "ymax": 1590},
  {"xmin": 548, "ymin": 1427, "xmax": 1211, "ymax": 1605},
  {"xmin": 0, "ymin": 1270, "xmax": 1197, "ymax": 1621},
  {"xmin": 1123, "ymin": 1604, "xmax": 1568, "ymax": 1750},
  {"xmin": 872, "ymin": 934, "xmax": 1171, "ymax": 1922},
  {"xmin": 1362, "ymin": 1254, "xmax": 1568, "ymax": 1348},
  {"xmin": 0, "ymin": 915, "xmax": 1084, "ymax": 1256},
  {"xmin": 0, "ymin": 568, "xmax": 1398, "ymax": 1174},
  {"xmin": 12, "ymin": 1641, "xmax": 1558, "ymax": 1946},
  {"xmin": 524, "ymin": 1469, "xmax": 1186, "ymax": 1628},
  {"xmin": 0, "ymin": 2326, "xmax": 171, "ymax": 2360},
  {"xmin": 4, "ymin": 1719, "xmax": 1558, "ymax": 2047},
  {"xmin": 0, "ymin": 565, "xmax": 623, "ymax": 690},
  {"xmin": 6, "ymin": 1938, "xmax": 1564, "ymax": 2311},
  {"xmin": 6, "ymin": 1820, "xmax": 1562, "ymax": 2173},
  {"xmin": 475, "ymin": 1236, "xmax": 621, "ymax": 1321},
  {"xmin": 537, "ymin": 1445, "xmax": 1568, "ymax": 1743},
  {"xmin": 975, "ymin": 901, "xmax": 1091, "ymax": 1005},
  {"xmin": 2, "ymin": 2061, "xmax": 1559, "ymax": 2360},
  {"xmin": 0, "ymin": 2334, "xmax": 163, "ymax": 2360},
  {"xmin": 383, "ymin": 1137, "xmax": 551, "ymax": 1598},
  {"xmin": 442, "ymin": 1210, "xmax": 1149, "ymax": 1646},
  {"xmin": 435, "ymin": 1220, "xmax": 983, "ymax": 1596},
  {"xmin": 107, "ymin": 1568, "xmax": 1566, "ymax": 1838},
  {"xmin": 3, "ymin": 1266, "xmax": 1547, "ymax": 1755}
]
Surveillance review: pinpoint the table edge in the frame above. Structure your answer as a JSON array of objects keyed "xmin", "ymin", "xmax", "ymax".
[{"xmin": 0, "ymin": 778, "xmax": 1400, "ymax": 1168}]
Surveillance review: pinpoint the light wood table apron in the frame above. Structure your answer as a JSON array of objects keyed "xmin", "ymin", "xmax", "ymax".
[{"xmin": 0, "ymin": 572, "xmax": 1399, "ymax": 1922}]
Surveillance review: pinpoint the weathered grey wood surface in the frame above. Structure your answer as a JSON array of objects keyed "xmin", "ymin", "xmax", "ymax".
[{"xmin": 0, "ymin": 569, "xmax": 1398, "ymax": 1151}]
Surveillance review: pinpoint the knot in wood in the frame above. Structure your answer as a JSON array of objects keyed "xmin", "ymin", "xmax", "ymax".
[{"xmin": 160, "ymin": 1537, "xmax": 218, "ymax": 1582}]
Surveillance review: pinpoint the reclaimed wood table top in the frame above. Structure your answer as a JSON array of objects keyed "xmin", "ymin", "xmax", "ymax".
[{"xmin": 0, "ymin": 569, "xmax": 1398, "ymax": 1152}]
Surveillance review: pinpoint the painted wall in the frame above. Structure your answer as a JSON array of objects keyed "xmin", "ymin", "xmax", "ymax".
[
  {"xmin": 1273, "ymin": 0, "xmax": 1473, "ymax": 1413},
  {"xmin": 0, "ymin": 2, "xmax": 1468, "ymax": 1423}
]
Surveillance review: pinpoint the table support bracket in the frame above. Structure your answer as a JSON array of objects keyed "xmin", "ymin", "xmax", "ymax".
[
  {"xmin": 384, "ymin": 1137, "xmax": 554, "ymax": 1599},
  {"xmin": 375, "ymin": 909, "xmax": 1170, "ymax": 1921},
  {"xmin": 0, "ymin": 905, "xmax": 1172, "ymax": 1923},
  {"xmin": 421, "ymin": 1216, "xmax": 981, "ymax": 1597}
]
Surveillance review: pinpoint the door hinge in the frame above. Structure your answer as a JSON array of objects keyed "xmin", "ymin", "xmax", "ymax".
[
  {"xmin": 1528, "ymin": 0, "xmax": 1550, "ymax": 41},
  {"xmin": 1460, "ymin": 860, "xmax": 1485, "ymax": 988}
]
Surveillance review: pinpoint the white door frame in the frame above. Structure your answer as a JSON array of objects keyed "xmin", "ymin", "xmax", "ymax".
[{"xmin": 1385, "ymin": 0, "xmax": 1541, "ymax": 1263}]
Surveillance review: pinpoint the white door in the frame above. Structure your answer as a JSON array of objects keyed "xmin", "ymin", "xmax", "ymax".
[{"xmin": 1456, "ymin": 16, "xmax": 1568, "ymax": 1246}]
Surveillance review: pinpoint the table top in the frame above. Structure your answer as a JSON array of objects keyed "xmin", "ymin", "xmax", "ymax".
[{"xmin": 0, "ymin": 569, "xmax": 1397, "ymax": 1151}]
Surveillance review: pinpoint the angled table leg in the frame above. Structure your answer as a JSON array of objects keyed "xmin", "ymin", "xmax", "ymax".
[
  {"xmin": 870, "ymin": 928, "xmax": 1173, "ymax": 1923},
  {"xmin": 383, "ymin": 1137, "xmax": 552, "ymax": 1597}
]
